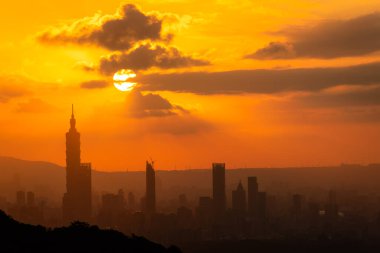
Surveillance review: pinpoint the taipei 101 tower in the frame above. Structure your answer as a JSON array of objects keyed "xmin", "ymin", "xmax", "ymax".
[{"xmin": 62, "ymin": 105, "xmax": 92, "ymax": 223}]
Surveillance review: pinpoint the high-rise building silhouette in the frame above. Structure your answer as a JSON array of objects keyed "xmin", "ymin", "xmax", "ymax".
[
  {"xmin": 257, "ymin": 191, "xmax": 267, "ymax": 220},
  {"xmin": 145, "ymin": 160, "xmax": 156, "ymax": 214},
  {"xmin": 100, "ymin": 189, "xmax": 125, "ymax": 213},
  {"xmin": 128, "ymin": 192, "xmax": 136, "ymax": 210},
  {"xmin": 232, "ymin": 181, "xmax": 246, "ymax": 214},
  {"xmin": 26, "ymin": 191, "xmax": 35, "ymax": 207},
  {"xmin": 17, "ymin": 191, "xmax": 26, "ymax": 206},
  {"xmin": 62, "ymin": 105, "xmax": 92, "ymax": 223},
  {"xmin": 326, "ymin": 190, "xmax": 339, "ymax": 221},
  {"xmin": 179, "ymin": 193, "xmax": 188, "ymax": 207},
  {"xmin": 197, "ymin": 196, "xmax": 213, "ymax": 227},
  {"xmin": 292, "ymin": 194, "xmax": 305, "ymax": 221},
  {"xmin": 248, "ymin": 176, "xmax": 258, "ymax": 218},
  {"xmin": 212, "ymin": 163, "xmax": 226, "ymax": 218}
]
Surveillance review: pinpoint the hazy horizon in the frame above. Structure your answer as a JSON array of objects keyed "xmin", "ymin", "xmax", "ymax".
[{"xmin": 2, "ymin": 154, "xmax": 378, "ymax": 173}]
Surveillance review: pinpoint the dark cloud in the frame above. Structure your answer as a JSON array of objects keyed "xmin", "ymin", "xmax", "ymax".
[
  {"xmin": 247, "ymin": 12, "xmax": 380, "ymax": 59},
  {"xmin": 16, "ymin": 98, "xmax": 56, "ymax": 113},
  {"xmin": 38, "ymin": 4, "xmax": 208, "ymax": 73},
  {"xmin": 80, "ymin": 80, "xmax": 109, "ymax": 89},
  {"xmin": 245, "ymin": 42, "xmax": 295, "ymax": 60},
  {"xmin": 136, "ymin": 62, "xmax": 380, "ymax": 95},
  {"xmin": 125, "ymin": 91, "xmax": 212, "ymax": 134},
  {"xmin": 294, "ymin": 86, "xmax": 380, "ymax": 108},
  {"xmin": 99, "ymin": 44, "xmax": 209, "ymax": 75},
  {"xmin": 126, "ymin": 91, "xmax": 187, "ymax": 118},
  {"xmin": 38, "ymin": 4, "xmax": 167, "ymax": 51}
]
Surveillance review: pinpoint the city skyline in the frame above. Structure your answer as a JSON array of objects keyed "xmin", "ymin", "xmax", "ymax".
[
  {"xmin": 2, "ymin": 109, "xmax": 380, "ymax": 247},
  {"xmin": 1, "ymin": 1, "xmax": 380, "ymax": 171},
  {"xmin": 3, "ymin": 109, "xmax": 375, "ymax": 244}
]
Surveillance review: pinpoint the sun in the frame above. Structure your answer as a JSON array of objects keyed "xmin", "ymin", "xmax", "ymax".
[{"xmin": 113, "ymin": 69, "xmax": 137, "ymax": 92}]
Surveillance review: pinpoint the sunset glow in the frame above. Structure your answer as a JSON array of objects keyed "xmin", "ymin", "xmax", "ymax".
[{"xmin": 0, "ymin": 0, "xmax": 379, "ymax": 171}]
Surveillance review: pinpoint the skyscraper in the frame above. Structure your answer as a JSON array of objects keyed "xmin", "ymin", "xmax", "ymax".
[
  {"xmin": 248, "ymin": 176, "xmax": 258, "ymax": 218},
  {"xmin": 62, "ymin": 105, "xmax": 92, "ymax": 223},
  {"xmin": 232, "ymin": 181, "xmax": 246, "ymax": 214},
  {"xmin": 128, "ymin": 192, "xmax": 136, "ymax": 210},
  {"xmin": 257, "ymin": 191, "xmax": 267, "ymax": 220},
  {"xmin": 326, "ymin": 190, "xmax": 339, "ymax": 221},
  {"xmin": 197, "ymin": 196, "xmax": 213, "ymax": 227},
  {"xmin": 16, "ymin": 191, "xmax": 25, "ymax": 206},
  {"xmin": 212, "ymin": 163, "xmax": 226, "ymax": 217},
  {"xmin": 292, "ymin": 194, "xmax": 305, "ymax": 221},
  {"xmin": 26, "ymin": 191, "xmax": 35, "ymax": 207},
  {"xmin": 145, "ymin": 160, "xmax": 156, "ymax": 214}
]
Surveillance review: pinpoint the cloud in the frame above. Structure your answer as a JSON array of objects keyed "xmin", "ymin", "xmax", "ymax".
[
  {"xmin": 38, "ymin": 4, "xmax": 208, "ymax": 73},
  {"xmin": 337, "ymin": 107, "xmax": 380, "ymax": 123},
  {"xmin": 0, "ymin": 86, "xmax": 28, "ymax": 103},
  {"xmin": 37, "ymin": 4, "xmax": 168, "ymax": 51},
  {"xmin": 136, "ymin": 62, "xmax": 380, "ymax": 94},
  {"xmin": 246, "ymin": 12, "xmax": 380, "ymax": 59},
  {"xmin": 99, "ymin": 44, "xmax": 209, "ymax": 75},
  {"xmin": 148, "ymin": 115, "xmax": 213, "ymax": 135},
  {"xmin": 124, "ymin": 91, "xmax": 212, "ymax": 134},
  {"xmin": 16, "ymin": 98, "xmax": 57, "ymax": 113},
  {"xmin": 245, "ymin": 42, "xmax": 295, "ymax": 60},
  {"xmin": 0, "ymin": 76, "xmax": 31, "ymax": 102},
  {"xmin": 294, "ymin": 85, "xmax": 380, "ymax": 108},
  {"xmin": 126, "ymin": 91, "xmax": 187, "ymax": 118},
  {"xmin": 80, "ymin": 80, "xmax": 110, "ymax": 89}
]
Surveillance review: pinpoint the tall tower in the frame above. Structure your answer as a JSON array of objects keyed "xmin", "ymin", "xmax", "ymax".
[
  {"xmin": 66, "ymin": 105, "xmax": 80, "ymax": 198},
  {"xmin": 232, "ymin": 181, "xmax": 246, "ymax": 214},
  {"xmin": 145, "ymin": 160, "xmax": 156, "ymax": 214},
  {"xmin": 212, "ymin": 163, "xmax": 226, "ymax": 218},
  {"xmin": 62, "ymin": 105, "xmax": 92, "ymax": 223}
]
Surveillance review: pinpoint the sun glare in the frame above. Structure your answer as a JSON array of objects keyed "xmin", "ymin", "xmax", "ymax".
[{"xmin": 113, "ymin": 69, "xmax": 137, "ymax": 92}]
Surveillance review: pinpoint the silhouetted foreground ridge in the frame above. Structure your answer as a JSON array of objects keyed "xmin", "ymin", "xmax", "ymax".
[{"xmin": 0, "ymin": 210, "xmax": 181, "ymax": 253}]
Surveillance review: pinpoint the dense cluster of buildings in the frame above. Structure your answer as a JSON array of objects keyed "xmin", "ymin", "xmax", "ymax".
[{"xmin": 7, "ymin": 190, "xmax": 43, "ymax": 225}]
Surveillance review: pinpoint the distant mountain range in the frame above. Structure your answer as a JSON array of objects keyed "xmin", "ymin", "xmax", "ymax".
[{"xmin": 1, "ymin": 156, "xmax": 380, "ymax": 206}]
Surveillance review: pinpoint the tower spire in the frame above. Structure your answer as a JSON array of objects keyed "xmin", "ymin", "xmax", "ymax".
[
  {"xmin": 70, "ymin": 104, "xmax": 76, "ymax": 129},
  {"xmin": 237, "ymin": 180, "xmax": 243, "ymax": 190}
]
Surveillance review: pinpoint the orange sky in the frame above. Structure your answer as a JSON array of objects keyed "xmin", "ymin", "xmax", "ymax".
[{"xmin": 1, "ymin": 0, "xmax": 380, "ymax": 171}]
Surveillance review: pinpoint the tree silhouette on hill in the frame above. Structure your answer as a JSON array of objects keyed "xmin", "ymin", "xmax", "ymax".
[{"xmin": 0, "ymin": 210, "xmax": 181, "ymax": 253}]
